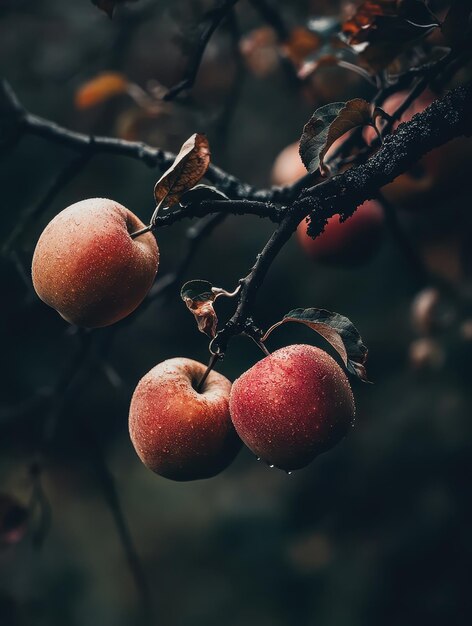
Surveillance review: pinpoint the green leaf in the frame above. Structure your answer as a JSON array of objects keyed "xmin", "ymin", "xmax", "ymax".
[
  {"xmin": 300, "ymin": 99, "xmax": 375, "ymax": 174},
  {"xmin": 262, "ymin": 307, "xmax": 370, "ymax": 382}
]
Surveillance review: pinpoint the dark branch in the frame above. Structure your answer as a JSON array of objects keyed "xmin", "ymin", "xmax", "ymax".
[
  {"xmin": 213, "ymin": 80, "xmax": 472, "ymax": 350},
  {"xmin": 163, "ymin": 0, "xmax": 240, "ymax": 101}
]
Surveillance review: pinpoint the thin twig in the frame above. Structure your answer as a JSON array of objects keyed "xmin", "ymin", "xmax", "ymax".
[
  {"xmin": 2, "ymin": 153, "xmax": 91, "ymax": 255},
  {"xmin": 163, "ymin": 0, "xmax": 240, "ymax": 101}
]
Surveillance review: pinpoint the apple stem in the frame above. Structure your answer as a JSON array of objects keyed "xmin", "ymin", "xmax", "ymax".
[
  {"xmin": 130, "ymin": 224, "xmax": 153, "ymax": 239},
  {"xmin": 251, "ymin": 337, "xmax": 271, "ymax": 357},
  {"xmin": 196, "ymin": 353, "xmax": 220, "ymax": 392}
]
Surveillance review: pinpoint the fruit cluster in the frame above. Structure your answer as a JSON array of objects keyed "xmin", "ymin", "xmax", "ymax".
[{"xmin": 32, "ymin": 197, "xmax": 356, "ymax": 481}]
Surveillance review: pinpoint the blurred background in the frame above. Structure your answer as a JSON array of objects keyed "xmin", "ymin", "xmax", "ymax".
[{"xmin": 1, "ymin": 1, "xmax": 472, "ymax": 625}]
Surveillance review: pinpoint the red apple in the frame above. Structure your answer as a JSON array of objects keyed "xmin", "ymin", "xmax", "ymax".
[
  {"xmin": 297, "ymin": 199, "xmax": 384, "ymax": 265},
  {"xmin": 129, "ymin": 358, "xmax": 242, "ymax": 481},
  {"xmin": 229, "ymin": 344, "xmax": 355, "ymax": 471},
  {"xmin": 32, "ymin": 198, "xmax": 159, "ymax": 327}
]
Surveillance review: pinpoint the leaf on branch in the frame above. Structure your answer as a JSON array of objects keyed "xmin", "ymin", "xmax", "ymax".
[
  {"xmin": 341, "ymin": 0, "xmax": 439, "ymax": 72},
  {"xmin": 179, "ymin": 184, "xmax": 229, "ymax": 207},
  {"xmin": 154, "ymin": 134, "xmax": 210, "ymax": 210},
  {"xmin": 181, "ymin": 280, "xmax": 240, "ymax": 339},
  {"xmin": 91, "ymin": 0, "xmax": 139, "ymax": 19},
  {"xmin": 261, "ymin": 308, "xmax": 370, "ymax": 382},
  {"xmin": 281, "ymin": 27, "xmax": 322, "ymax": 68},
  {"xmin": 441, "ymin": 0, "xmax": 472, "ymax": 48},
  {"xmin": 300, "ymin": 99, "xmax": 376, "ymax": 174},
  {"xmin": 0, "ymin": 493, "xmax": 29, "ymax": 547},
  {"xmin": 74, "ymin": 72, "xmax": 129, "ymax": 109}
]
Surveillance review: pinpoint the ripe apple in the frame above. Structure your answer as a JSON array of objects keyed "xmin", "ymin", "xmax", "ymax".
[
  {"xmin": 229, "ymin": 344, "xmax": 355, "ymax": 471},
  {"xmin": 297, "ymin": 199, "xmax": 384, "ymax": 265},
  {"xmin": 129, "ymin": 358, "xmax": 242, "ymax": 481},
  {"xmin": 32, "ymin": 198, "xmax": 159, "ymax": 328},
  {"xmin": 364, "ymin": 89, "xmax": 472, "ymax": 208}
]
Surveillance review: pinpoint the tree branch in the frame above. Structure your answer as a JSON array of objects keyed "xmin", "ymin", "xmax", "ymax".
[
  {"xmin": 213, "ymin": 80, "xmax": 472, "ymax": 350},
  {"xmin": 163, "ymin": 0, "xmax": 240, "ymax": 101}
]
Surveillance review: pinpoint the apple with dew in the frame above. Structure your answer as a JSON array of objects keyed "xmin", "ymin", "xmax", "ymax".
[
  {"xmin": 229, "ymin": 344, "xmax": 355, "ymax": 471},
  {"xmin": 129, "ymin": 358, "xmax": 242, "ymax": 481},
  {"xmin": 297, "ymin": 199, "xmax": 384, "ymax": 265},
  {"xmin": 364, "ymin": 89, "xmax": 472, "ymax": 208},
  {"xmin": 32, "ymin": 198, "xmax": 159, "ymax": 328}
]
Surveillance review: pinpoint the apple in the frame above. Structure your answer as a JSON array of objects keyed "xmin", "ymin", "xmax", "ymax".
[
  {"xmin": 32, "ymin": 198, "xmax": 159, "ymax": 328},
  {"xmin": 129, "ymin": 358, "xmax": 242, "ymax": 481},
  {"xmin": 365, "ymin": 89, "xmax": 472, "ymax": 208},
  {"xmin": 271, "ymin": 141, "xmax": 307, "ymax": 186},
  {"xmin": 297, "ymin": 199, "xmax": 384, "ymax": 265},
  {"xmin": 229, "ymin": 344, "xmax": 355, "ymax": 471}
]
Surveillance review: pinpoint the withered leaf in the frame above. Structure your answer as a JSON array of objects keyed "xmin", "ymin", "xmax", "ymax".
[
  {"xmin": 341, "ymin": 0, "xmax": 439, "ymax": 73},
  {"xmin": 180, "ymin": 280, "xmax": 239, "ymax": 339},
  {"xmin": 441, "ymin": 0, "xmax": 472, "ymax": 48},
  {"xmin": 91, "ymin": 0, "xmax": 139, "ymax": 18},
  {"xmin": 261, "ymin": 308, "xmax": 370, "ymax": 382},
  {"xmin": 179, "ymin": 184, "xmax": 229, "ymax": 207},
  {"xmin": 75, "ymin": 72, "xmax": 129, "ymax": 110},
  {"xmin": 154, "ymin": 134, "xmax": 210, "ymax": 210},
  {"xmin": 300, "ymin": 99, "xmax": 375, "ymax": 174}
]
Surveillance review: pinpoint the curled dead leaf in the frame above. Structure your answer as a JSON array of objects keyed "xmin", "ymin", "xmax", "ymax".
[
  {"xmin": 180, "ymin": 280, "xmax": 240, "ymax": 339},
  {"xmin": 341, "ymin": 0, "xmax": 439, "ymax": 72},
  {"xmin": 153, "ymin": 134, "xmax": 210, "ymax": 213}
]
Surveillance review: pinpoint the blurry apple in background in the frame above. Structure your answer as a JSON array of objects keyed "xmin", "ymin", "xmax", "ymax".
[
  {"xmin": 297, "ymin": 200, "xmax": 384, "ymax": 265},
  {"xmin": 271, "ymin": 141, "xmax": 384, "ymax": 265},
  {"xmin": 129, "ymin": 358, "xmax": 242, "ymax": 481},
  {"xmin": 271, "ymin": 141, "xmax": 307, "ymax": 186},
  {"xmin": 32, "ymin": 198, "xmax": 159, "ymax": 328},
  {"xmin": 229, "ymin": 344, "xmax": 355, "ymax": 471}
]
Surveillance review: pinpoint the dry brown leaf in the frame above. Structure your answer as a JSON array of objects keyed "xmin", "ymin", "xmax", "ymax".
[
  {"xmin": 153, "ymin": 134, "xmax": 210, "ymax": 209},
  {"xmin": 180, "ymin": 280, "xmax": 240, "ymax": 339}
]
